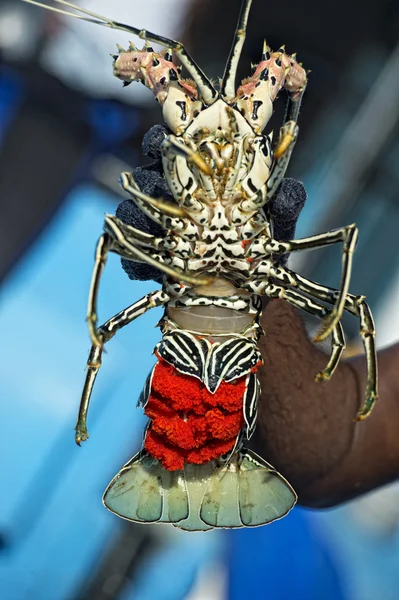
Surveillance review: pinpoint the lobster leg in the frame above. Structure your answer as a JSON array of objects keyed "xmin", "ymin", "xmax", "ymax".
[
  {"xmin": 268, "ymin": 121, "xmax": 298, "ymax": 197},
  {"xmin": 119, "ymin": 171, "xmax": 201, "ymax": 238},
  {"xmin": 76, "ymin": 289, "xmax": 170, "ymax": 446},
  {"xmin": 87, "ymin": 234, "xmax": 112, "ymax": 348},
  {"xmin": 87, "ymin": 228, "xmax": 207, "ymax": 347},
  {"xmin": 104, "ymin": 216, "xmax": 192, "ymax": 260},
  {"xmin": 263, "ymin": 224, "xmax": 359, "ymax": 341},
  {"xmin": 105, "ymin": 216, "xmax": 213, "ymax": 287},
  {"xmin": 268, "ymin": 87, "xmax": 306, "ymax": 196},
  {"xmin": 278, "ymin": 270, "xmax": 378, "ymax": 420},
  {"xmin": 260, "ymin": 282, "xmax": 346, "ymax": 382},
  {"xmin": 104, "ymin": 219, "xmax": 165, "ymax": 249},
  {"xmin": 86, "ymin": 231, "xmax": 168, "ymax": 347},
  {"xmin": 119, "ymin": 172, "xmax": 187, "ymax": 220}
]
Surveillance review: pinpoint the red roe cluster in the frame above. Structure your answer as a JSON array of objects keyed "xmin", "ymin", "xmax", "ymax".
[{"xmin": 144, "ymin": 359, "xmax": 245, "ymax": 471}]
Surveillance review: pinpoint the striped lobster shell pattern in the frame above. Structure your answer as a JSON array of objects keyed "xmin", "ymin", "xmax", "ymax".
[{"xmin": 144, "ymin": 331, "xmax": 263, "ymax": 468}]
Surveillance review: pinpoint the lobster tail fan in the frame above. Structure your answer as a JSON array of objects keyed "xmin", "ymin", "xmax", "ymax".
[
  {"xmin": 103, "ymin": 450, "xmax": 194, "ymax": 526},
  {"xmin": 221, "ymin": 0, "xmax": 254, "ymax": 100},
  {"xmin": 201, "ymin": 449, "xmax": 297, "ymax": 527},
  {"xmin": 103, "ymin": 449, "xmax": 296, "ymax": 531}
]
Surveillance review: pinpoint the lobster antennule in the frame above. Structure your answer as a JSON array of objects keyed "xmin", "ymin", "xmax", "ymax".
[{"xmin": 221, "ymin": 0, "xmax": 253, "ymax": 100}]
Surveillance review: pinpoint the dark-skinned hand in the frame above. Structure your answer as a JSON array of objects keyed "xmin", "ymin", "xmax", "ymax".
[{"xmin": 255, "ymin": 299, "xmax": 399, "ymax": 507}]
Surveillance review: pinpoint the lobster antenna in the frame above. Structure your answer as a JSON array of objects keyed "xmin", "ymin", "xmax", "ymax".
[
  {"xmin": 221, "ymin": 0, "xmax": 253, "ymax": 100},
  {"xmin": 22, "ymin": 0, "xmax": 217, "ymax": 105},
  {"xmin": 22, "ymin": 0, "xmax": 113, "ymax": 24}
]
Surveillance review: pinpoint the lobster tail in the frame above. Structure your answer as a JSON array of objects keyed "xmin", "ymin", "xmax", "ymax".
[
  {"xmin": 103, "ymin": 449, "xmax": 296, "ymax": 531},
  {"xmin": 103, "ymin": 329, "xmax": 296, "ymax": 531}
]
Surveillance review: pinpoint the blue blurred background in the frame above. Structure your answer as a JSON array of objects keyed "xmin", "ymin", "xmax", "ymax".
[{"xmin": 1, "ymin": 1, "xmax": 399, "ymax": 599}]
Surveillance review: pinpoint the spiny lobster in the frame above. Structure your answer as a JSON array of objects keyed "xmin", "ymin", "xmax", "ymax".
[{"xmin": 24, "ymin": 0, "xmax": 377, "ymax": 531}]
